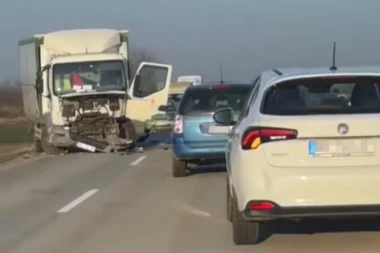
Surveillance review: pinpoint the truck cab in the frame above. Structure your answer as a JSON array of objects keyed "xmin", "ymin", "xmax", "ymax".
[{"xmin": 19, "ymin": 29, "xmax": 172, "ymax": 153}]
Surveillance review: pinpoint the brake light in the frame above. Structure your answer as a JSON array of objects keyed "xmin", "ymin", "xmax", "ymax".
[
  {"xmin": 214, "ymin": 84, "xmax": 228, "ymax": 90},
  {"xmin": 174, "ymin": 115, "xmax": 183, "ymax": 134},
  {"xmin": 241, "ymin": 127, "xmax": 297, "ymax": 150},
  {"xmin": 250, "ymin": 202, "xmax": 274, "ymax": 211}
]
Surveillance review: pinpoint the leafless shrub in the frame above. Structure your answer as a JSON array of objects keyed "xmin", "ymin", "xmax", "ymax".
[
  {"xmin": 0, "ymin": 82, "xmax": 24, "ymax": 119},
  {"xmin": 129, "ymin": 45, "xmax": 159, "ymax": 75}
]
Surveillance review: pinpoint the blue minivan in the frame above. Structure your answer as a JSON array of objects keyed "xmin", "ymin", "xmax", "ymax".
[{"xmin": 171, "ymin": 82, "xmax": 253, "ymax": 177}]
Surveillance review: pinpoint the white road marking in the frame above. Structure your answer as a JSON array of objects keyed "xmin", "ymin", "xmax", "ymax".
[
  {"xmin": 189, "ymin": 208, "xmax": 211, "ymax": 217},
  {"xmin": 177, "ymin": 203, "xmax": 226, "ymax": 225},
  {"xmin": 57, "ymin": 189, "xmax": 99, "ymax": 213},
  {"xmin": 179, "ymin": 203, "xmax": 211, "ymax": 217},
  {"xmin": 130, "ymin": 155, "xmax": 147, "ymax": 166}
]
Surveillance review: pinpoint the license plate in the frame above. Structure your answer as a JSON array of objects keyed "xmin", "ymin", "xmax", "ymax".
[
  {"xmin": 208, "ymin": 125, "xmax": 231, "ymax": 134},
  {"xmin": 76, "ymin": 142, "xmax": 96, "ymax": 152},
  {"xmin": 309, "ymin": 139, "xmax": 375, "ymax": 157}
]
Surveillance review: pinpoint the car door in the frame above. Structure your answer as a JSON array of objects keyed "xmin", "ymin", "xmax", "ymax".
[
  {"xmin": 126, "ymin": 62, "xmax": 173, "ymax": 122},
  {"xmin": 226, "ymin": 77, "xmax": 260, "ymax": 175}
]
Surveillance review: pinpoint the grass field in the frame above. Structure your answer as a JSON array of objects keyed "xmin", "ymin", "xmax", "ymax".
[
  {"xmin": 0, "ymin": 122, "xmax": 33, "ymax": 163},
  {"xmin": 0, "ymin": 122, "xmax": 32, "ymax": 144},
  {"xmin": 0, "ymin": 84, "xmax": 33, "ymax": 162}
]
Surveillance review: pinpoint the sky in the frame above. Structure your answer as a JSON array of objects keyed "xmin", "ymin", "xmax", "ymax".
[{"xmin": 1, "ymin": 0, "xmax": 380, "ymax": 82}]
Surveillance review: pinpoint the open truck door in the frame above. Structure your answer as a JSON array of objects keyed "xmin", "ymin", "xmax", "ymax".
[{"xmin": 126, "ymin": 62, "xmax": 172, "ymax": 122}]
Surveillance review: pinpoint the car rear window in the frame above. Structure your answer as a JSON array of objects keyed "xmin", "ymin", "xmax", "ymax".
[
  {"xmin": 178, "ymin": 85, "xmax": 251, "ymax": 115},
  {"xmin": 261, "ymin": 76, "xmax": 380, "ymax": 115}
]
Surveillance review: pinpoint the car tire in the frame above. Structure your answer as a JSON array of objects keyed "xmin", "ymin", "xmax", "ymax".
[
  {"xmin": 172, "ymin": 156, "xmax": 187, "ymax": 177},
  {"xmin": 232, "ymin": 194, "xmax": 269, "ymax": 245},
  {"xmin": 226, "ymin": 176, "xmax": 233, "ymax": 222}
]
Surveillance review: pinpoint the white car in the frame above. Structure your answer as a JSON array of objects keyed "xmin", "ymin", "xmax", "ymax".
[{"xmin": 213, "ymin": 66, "xmax": 380, "ymax": 245}]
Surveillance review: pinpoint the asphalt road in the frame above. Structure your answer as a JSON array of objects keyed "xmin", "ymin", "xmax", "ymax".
[{"xmin": 2, "ymin": 135, "xmax": 380, "ymax": 253}]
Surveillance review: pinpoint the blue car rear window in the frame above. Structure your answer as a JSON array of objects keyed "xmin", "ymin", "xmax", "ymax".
[{"xmin": 178, "ymin": 85, "xmax": 250, "ymax": 116}]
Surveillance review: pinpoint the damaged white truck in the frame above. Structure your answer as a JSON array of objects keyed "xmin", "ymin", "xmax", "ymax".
[{"xmin": 19, "ymin": 29, "xmax": 172, "ymax": 154}]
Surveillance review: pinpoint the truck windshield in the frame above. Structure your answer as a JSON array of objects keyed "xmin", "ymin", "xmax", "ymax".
[{"xmin": 52, "ymin": 60, "xmax": 126, "ymax": 95}]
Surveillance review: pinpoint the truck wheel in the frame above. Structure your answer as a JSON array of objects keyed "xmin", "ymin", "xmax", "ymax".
[
  {"xmin": 32, "ymin": 124, "xmax": 43, "ymax": 153},
  {"xmin": 123, "ymin": 120, "xmax": 137, "ymax": 150},
  {"xmin": 41, "ymin": 127, "xmax": 65, "ymax": 155},
  {"xmin": 33, "ymin": 136, "xmax": 43, "ymax": 153},
  {"xmin": 226, "ymin": 176, "xmax": 233, "ymax": 222},
  {"xmin": 232, "ymin": 195, "xmax": 270, "ymax": 245},
  {"xmin": 172, "ymin": 156, "xmax": 187, "ymax": 177}
]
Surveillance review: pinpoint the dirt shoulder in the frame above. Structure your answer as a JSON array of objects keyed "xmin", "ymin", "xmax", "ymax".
[
  {"xmin": 0, "ymin": 117, "xmax": 33, "ymax": 164},
  {"xmin": 0, "ymin": 143, "xmax": 33, "ymax": 164}
]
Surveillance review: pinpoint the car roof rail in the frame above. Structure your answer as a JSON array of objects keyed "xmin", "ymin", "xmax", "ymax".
[{"xmin": 272, "ymin": 69, "xmax": 283, "ymax": 76}]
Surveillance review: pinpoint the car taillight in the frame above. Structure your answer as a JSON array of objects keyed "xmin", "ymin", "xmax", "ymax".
[
  {"xmin": 249, "ymin": 202, "xmax": 275, "ymax": 211},
  {"xmin": 241, "ymin": 127, "xmax": 297, "ymax": 150},
  {"xmin": 173, "ymin": 115, "xmax": 183, "ymax": 134},
  {"xmin": 214, "ymin": 83, "xmax": 228, "ymax": 90}
]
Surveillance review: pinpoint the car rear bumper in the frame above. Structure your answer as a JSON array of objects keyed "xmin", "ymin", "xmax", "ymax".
[
  {"xmin": 171, "ymin": 136, "xmax": 226, "ymax": 161},
  {"xmin": 232, "ymin": 150, "xmax": 380, "ymax": 212},
  {"xmin": 243, "ymin": 202, "xmax": 380, "ymax": 221}
]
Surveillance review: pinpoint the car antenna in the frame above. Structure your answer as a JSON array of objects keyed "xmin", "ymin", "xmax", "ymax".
[
  {"xmin": 220, "ymin": 62, "xmax": 224, "ymax": 84},
  {"xmin": 330, "ymin": 42, "xmax": 337, "ymax": 71}
]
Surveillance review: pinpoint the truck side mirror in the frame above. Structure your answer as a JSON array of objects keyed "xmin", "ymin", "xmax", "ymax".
[
  {"xmin": 35, "ymin": 64, "xmax": 51, "ymax": 95},
  {"xmin": 41, "ymin": 64, "xmax": 51, "ymax": 72},
  {"xmin": 35, "ymin": 71, "xmax": 43, "ymax": 94}
]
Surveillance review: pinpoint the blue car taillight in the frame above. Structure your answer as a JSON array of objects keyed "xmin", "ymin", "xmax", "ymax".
[{"xmin": 173, "ymin": 115, "xmax": 183, "ymax": 134}]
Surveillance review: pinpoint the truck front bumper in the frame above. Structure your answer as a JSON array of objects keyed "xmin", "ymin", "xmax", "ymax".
[{"xmin": 48, "ymin": 126, "xmax": 134, "ymax": 153}]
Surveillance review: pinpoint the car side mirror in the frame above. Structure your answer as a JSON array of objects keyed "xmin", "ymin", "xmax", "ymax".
[
  {"xmin": 158, "ymin": 104, "xmax": 175, "ymax": 112},
  {"xmin": 213, "ymin": 107, "xmax": 235, "ymax": 125},
  {"xmin": 158, "ymin": 105, "xmax": 168, "ymax": 111}
]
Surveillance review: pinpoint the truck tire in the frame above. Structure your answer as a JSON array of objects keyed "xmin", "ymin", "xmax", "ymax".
[
  {"xmin": 41, "ymin": 126, "xmax": 65, "ymax": 155},
  {"xmin": 172, "ymin": 156, "xmax": 187, "ymax": 177},
  {"xmin": 123, "ymin": 120, "xmax": 137, "ymax": 150},
  {"xmin": 33, "ymin": 136, "xmax": 43, "ymax": 153},
  {"xmin": 32, "ymin": 124, "xmax": 43, "ymax": 153},
  {"xmin": 232, "ymin": 195, "xmax": 271, "ymax": 245}
]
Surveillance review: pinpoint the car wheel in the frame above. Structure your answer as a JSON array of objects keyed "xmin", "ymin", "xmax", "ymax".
[
  {"xmin": 232, "ymin": 194, "xmax": 269, "ymax": 245},
  {"xmin": 172, "ymin": 156, "xmax": 187, "ymax": 177},
  {"xmin": 226, "ymin": 176, "xmax": 233, "ymax": 222}
]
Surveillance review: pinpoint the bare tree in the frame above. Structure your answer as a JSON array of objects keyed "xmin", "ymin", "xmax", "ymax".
[{"xmin": 129, "ymin": 45, "xmax": 158, "ymax": 76}]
